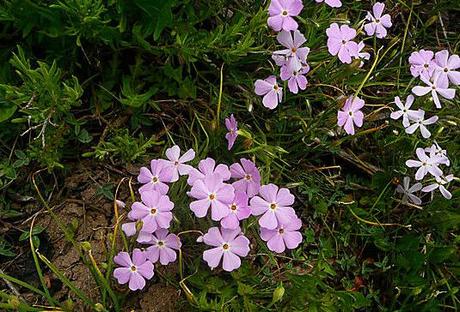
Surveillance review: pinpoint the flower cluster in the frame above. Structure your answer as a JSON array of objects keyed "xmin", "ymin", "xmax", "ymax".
[
  {"xmin": 327, "ymin": 3, "xmax": 391, "ymax": 65},
  {"xmin": 410, "ymin": 49, "xmax": 458, "ymax": 108},
  {"xmin": 254, "ymin": 0, "xmax": 310, "ymax": 109},
  {"xmin": 114, "ymin": 145, "xmax": 303, "ymax": 290},
  {"xmin": 331, "ymin": 3, "xmax": 392, "ymax": 135},
  {"xmin": 187, "ymin": 157, "xmax": 303, "ymax": 270},
  {"xmin": 403, "ymin": 144, "xmax": 454, "ymax": 201},
  {"xmin": 114, "ymin": 146, "xmax": 193, "ymax": 290},
  {"xmin": 390, "ymin": 49, "xmax": 458, "ymax": 203}
]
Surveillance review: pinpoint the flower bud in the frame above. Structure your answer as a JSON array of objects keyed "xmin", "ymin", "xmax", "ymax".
[
  {"xmin": 80, "ymin": 241, "xmax": 92, "ymax": 252},
  {"xmin": 272, "ymin": 283, "xmax": 285, "ymax": 303}
]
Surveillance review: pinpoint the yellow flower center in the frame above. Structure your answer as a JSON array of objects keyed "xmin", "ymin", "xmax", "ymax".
[{"xmin": 222, "ymin": 243, "xmax": 229, "ymax": 250}]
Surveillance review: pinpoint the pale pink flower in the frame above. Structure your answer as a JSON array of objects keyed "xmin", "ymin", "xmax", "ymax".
[
  {"xmin": 337, "ymin": 96, "xmax": 365, "ymax": 135},
  {"xmin": 326, "ymin": 23, "xmax": 359, "ymax": 64},
  {"xmin": 412, "ymin": 72, "xmax": 456, "ymax": 108},
  {"xmin": 260, "ymin": 216, "xmax": 302, "ymax": 253},
  {"xmin": 280, "ymin": 64, "xmax": 309, "ymax": 94},
  {"xmin": 315, "ymin": 0, "xmax": 342, "ymax": 8},
  {"xmin": 188, "ymin": 174, "xmax": 235, "ymax": 221},
  {"xmin": 250, "ymin": 184, "xmax": 297, "ymax": 230},
  {"xmin": 202, "ymin": 226, "xmax": 250, "ymax": 272},
  {"xmin": 164, "ymin": 145, "xmax": 195, "ymax": 182},
  {"xmin": 267, "ymin": 0, "xmax": 303, "ymax": 32},
  {"xmin": 254, "ymin": 76, "xmax": 283, "ymax": 109},
  {"xmin": 220, "ymin": 191, "xmax": 252, "ymax": 229},
  {"xmin": 273, "ymin": 30, "xmax": 310, "ymax": 72},
  {"xmin": 187, "ymin": 157, "xmax": 231, "ymax": 186},
  {"xmin": 364, "ymin": 2, "xmax": 392, "ymax": 39},
  {"xmin": 225, "ymin": 114, "xmax": 238, "ymax": 150},
  {"xmin": 409, "ymin": 50, "xmax": 436, "ymax": 78},
  {"xmin": 113, "ymin": 249, "xmax": 154, "ymax": 291},
  {"xmin": 433, "ymin": 50, "xmax": 460, "ymax": 86}
]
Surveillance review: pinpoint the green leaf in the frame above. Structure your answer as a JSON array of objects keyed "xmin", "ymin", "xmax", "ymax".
[
  {"xmin": 19, "ymin": 226, "xmax": 45, "ymax": 241},
  {"xmin": 0, "ymin": 99, "xmax": 17, "ymax": 122},
  {"xmin": 133, "ymin": 0, "xmax": 177, "ymax": 40}
]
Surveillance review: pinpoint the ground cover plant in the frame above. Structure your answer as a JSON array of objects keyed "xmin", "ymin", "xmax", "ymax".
[{"xmin": 0, "ymin": 0, "xmax": 459, "ymax": 311}]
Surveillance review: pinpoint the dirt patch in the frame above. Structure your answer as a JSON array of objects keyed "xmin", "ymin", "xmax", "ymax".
[{"xmin": 1, "ymin": 160, "xmax": 185, "ymax": 311}]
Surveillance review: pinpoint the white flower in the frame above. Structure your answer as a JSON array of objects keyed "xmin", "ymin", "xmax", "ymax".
[
  {"xmin": 425, "ymin": 142, "xmax": 450, "ymax": 166},
  {"xmin": 404, "ymin": 111, "xmax": 438, "ymax": 139},
  {"xmin": 396, "ymin": 176, "xmax": 422, "ymax": 205},
  {"xmin": 422, "ymin": 174, "xmax": 455, "ymax": 200},
  {"xmin": 406, "ymin": 147, "xmax": 444, "ymax": 180},
  {"xmin": 356, "ymin": 41, "xmax": 370, "ymax": 68},
  {"xmin": 390, "ymin": 95, "xmax": 424, "ymax": 127}
]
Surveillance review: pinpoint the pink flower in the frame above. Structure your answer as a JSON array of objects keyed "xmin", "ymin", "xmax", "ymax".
[
  {"xmin": 364, "ymin": 2, "xmax": 392, "ymax": 39},
  {"xmin": 260, "ymin": 216, "xmax": 302, "ymax": 253},
  {"xmin": 250, "ymin": 184, "xmax": 297, "ymax": 230},
  {"xmin": 220, "ymin": 191, "xmax": 252, "ymax": 229},
  {"xmin": 273, "ymin": 30, "xmax": 310, "ymax": 72},
  {"xmin": 315, "ymin": 0, "xmax": 342, "ymax": 8},
  {"xmin": 267, "ymin": 0, "xmax": 303, "ymax": 32},
  {"xmin": 404, "ymin": 111, "xmax": 438, "ymax": 139},
  {"xmin": 396, "ymin": 176, "xmax": 422, "ymax": 205},
  {"xmin": 230, "ymin": 158, "xmax": 261, "ymax": 198},
  {"xmin": 433, "ymin": 50, "xmax": 460, "ymax": 86},
  {"xmin": 130, "ymin": 190, "xmax": 174, "ymax": 233},
  {"xmin": 254, "ymin": 76, "xmax": 283, "ymax": 109},
  {"xmin": 164, "ymin": 145, "xmax": 195, "ymax": 182},
  {"xmin": 337, "ymin": 96, "xmax": 365, "ymax": 135},
  {"xmin": 121, "ymin": 213, "xmax": 138, "ymax": 237},
  {"xmin": 326, "ymin": 23, "xmax": 359, "ymax": 64},
  {"xmin": 202, "ymin": 226, "xmax": 250, "ymax": 272},
  {"xmin": 225, "ymin": 114, "xmax": 238, "ymax": 150},
  {"xmin": 280, "ymin": 64, "xmax": 309, "ymax": 94},
  {"xmin": 422, "ymin": 174, "xmax": 454, "ymax": 200},
  {"xmin": 187, "ymin": 157, "xmax": 231, "ymax": 186},
  {"xmin": 113, "ymin": 249, "xmax": 154, "ymax": 291},
  {"xmin": 138, "ymin": 159, "xmax": 173, "ymax": 194},
  {"xmin": 189, "ymin": 174, "xmax": 235, "ymax": 221},
  {"xmin": 406, "ymin": 148, "xmax": 444, "ymax": 180},
  {"xmin": 409, "ymin": 50, "xmax": 436, "ymax": 78},
  {"xmin": 390, "ymin": 95, "xmax": 424, "ymax": 127},
  {"xmin": 412, "ymin": 72, "xmax": 456, "ymax": 109},
  {"xmin": 272, "ymin": 53, "xmax": 288, "ymax": 67},
  {"xmin": 143, "ymin": 229, "xmax": 182, "ymax": 265}
]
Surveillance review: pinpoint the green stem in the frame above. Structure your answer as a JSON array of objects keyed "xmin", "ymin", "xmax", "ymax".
[{"xmin": 216, "ymin": 63, "xmax": 224, "ymax": 127}]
